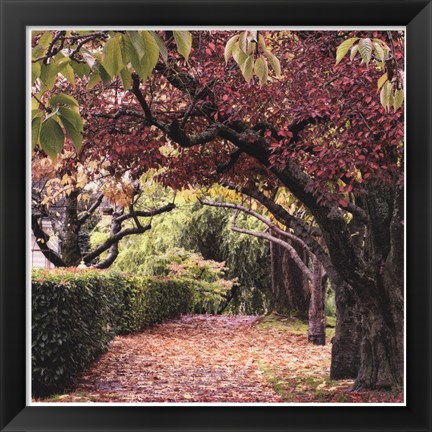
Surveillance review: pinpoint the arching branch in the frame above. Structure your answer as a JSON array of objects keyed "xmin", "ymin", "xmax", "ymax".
[
  {"xmin": 31, "ymin": 215, "xmax": 66, "ymax": 267},
  {"xmin": 83, "ymin": 202, "xmax": 176, "ymax": 266},
  {"xmin": 229, "ymin": 210, "xmax": 313, "ymax": 281},
  {"xmin": 200, "ymin": 199, "xmax": 311, "ymax": 253},
  {"xmin": 83, "ymin": 224, "xmax": 151, "ymax": 264}
]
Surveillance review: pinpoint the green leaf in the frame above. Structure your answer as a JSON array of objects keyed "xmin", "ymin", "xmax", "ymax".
[
  {"xmin": 71, "ymin": 61, "xmax": 91, "ymax": 78},
  {"xmin": 264, "ymin": 49, "xmax": 281, "ymax": 78},
  {"xmin": 40, "ymin": 63, "xmax": 58, "ymax": 90},
  {"xmin": 59, "ymin": 114, "xmax": 82, "ymax": 151},
  {"xmin": 231, "ymin": 42, "xmax": 248, "ymax": 68},
  {"xmin": 119, "ymin": 67, "xmax": 132, "ymax": 90},
  {"xmin": 350, "ymin": 44, "xmax": 359, "ymax": 61},
  {"xmin": 32, "ymin": 62, "xmax": 41, "ymax": 83},
  {"xmin": 150, "ymin": 31, "xmax": 168, "ymax": 62},
  {"xmin": 96, "ymin": 62, "xmax": 112, "ymax": 84},
  {"xmin": 224, "ymin": 34, "xmax": 240, "ymax": 63},
  {"xmin": 377, "ymin": 72, "xmax": 388, "ymax": 90},
  {"xmin": 258, "ymin": 34, "xmax": 266, "ymax": 50},
  {"xmin": 373, "ymin": 42, "xmax": 385, "ymax": 62},
  {"xmin": 58, "ymin": 107, "xmax": 83, "ymax": 132},
  {"xmin": 241, "ymin": 54, "xmax": 254, "ymax": 83},
  {"xmin": 380, "ymin": 81, "xmax": 393, "ymax": 111},
  {"xmin": 102, "ymin": 36, "xmax": 123, "ymax": 77},
  {"xmin": 32, "ymin": 116, "xmax": 42, "ymax": 150},
  {"xmin": 373, "ymin": 38, "xmax": 390, "ymax": 55},
  {"xmin": 173, "ymin": 31, "xmax": 192, "ymax": 62},
  {"xmin": 40, "ymin": 117, "xmax": 65, "ymax": 158},
  {"xmin": 335, "ymin": 37, "xmax": 359, "ymax": 65},
  {"xmin": 32, "ymin": 98, "xmax": 40, "ymax": 110},
  {"xmin": 254, "ymin": 56, "xmax": 268, "ymax": 84},
  {"xmin": 127, "ymin": 31, "xmax": 146, "ymax": 58},
  {"xmin": 55, "ymin": 55, "xmax": 71, "ymax": 72},
  {"xmin": 48, "ymin": 93, "xmax": 79, "ymax": 108},
  {"xmin": 139, "ymin": 31, "xmax": 159, "ymax": 80},
  {"xmin": 247, "ymin": 41, "xmax": 256, "ymax": 55},
  {"xmin": 388, "ymin": 91, "xmax": 394, "ymax": 110},
  {"xmin": 60, "ymin": 64, "xmax": 75, "ymax": 88},
  {"xmin": 393, "ymin": 89, "xmax": 404, "ymax": 111},
  {"xmin": 238, "ymin": 31, "xmax": 248, "ymax": 53},
  {"xmin": 32, "ymin": 109, "xmax": 43, "ymax": 120},
  {"xmin": 87, "ymin": 70, "xmax": 102, "ymax": 89},
  {"xmin": 358, "ymin": 38, "xmax": 373, "ymax": 65},
  {"xmin": 123, "ymin": 34, "xmax": 141, "ymax": 74},
  {"xmin": 32, "ymin": 32, "xmax": 53, "ymax": 59},
  {"xmin": 39, "ymin": 32, "xmax": 53, "ymax": 48},
  {"xmin": 82, "ymin": 52, "xmax": 97, "ymax": 69},
  {"xmin": 124, "ymin": 31, "xmax": 159, "ymax": 80}
]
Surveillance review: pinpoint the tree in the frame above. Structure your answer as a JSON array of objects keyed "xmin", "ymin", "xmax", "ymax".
[
  {"xmin": 269, "ymin": 233, "xmax": 310, "ymax": 319},
  {"xmin": 202, "ymin": 199, "xmax": 326, "ymax": 345},
  {"xmin": 32, "ymin": 155, "xmax": 175, "ymax": 267},
  {"xmin": 31, "ymin": 30, "xmax": 404, "ymax": 389}
]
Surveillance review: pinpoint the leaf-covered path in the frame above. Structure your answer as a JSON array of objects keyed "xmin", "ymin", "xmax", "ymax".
[{"xmin": 44, "ymin": 315, "xmax": 402, "ymax": 403}]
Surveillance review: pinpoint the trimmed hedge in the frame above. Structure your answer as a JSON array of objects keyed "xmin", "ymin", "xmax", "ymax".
[{"xmin": 32, "ymin": 269, "xmax": 193, "ymax": 397}]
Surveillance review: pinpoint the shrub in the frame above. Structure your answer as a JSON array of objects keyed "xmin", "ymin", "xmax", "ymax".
[
  {"xmin": 32, "ymin": 268, "xmax": 193, "ymax": 397},
  {"xmin": 144, "ymin": 248, "xmax": 236, "ymax": 314},
  {"xmin": 109, "ymin": 274, "xmax": 193, "ymax": 334}
]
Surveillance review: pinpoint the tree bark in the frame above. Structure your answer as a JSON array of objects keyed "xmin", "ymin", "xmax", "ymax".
[
  {"xmin": 330, "ymin": 281, "xmax": 361, "ymax": 379},
  {"xmin": 270, "ymin": 237, "xmax": 309, "ymax": 319},
  {"xmin": 93, "ymin": 211, "xmax": 122, "ymax": 269},
  {"xmin": 60, "ymin": 190, "xmax": 82, "ymax": 266},
  {"xmin": 353, "ymin": 184, "xmax": 404, "ymax": 389},
  {"xmin": 308, "ymin": 256, "xmax": 326, "ymax": 345}
]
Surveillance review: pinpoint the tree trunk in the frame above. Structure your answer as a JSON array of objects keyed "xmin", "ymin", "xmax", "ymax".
[
  {"xmin": 94, "ymin": 211, "xmax": 122, "ymax": 269},
  {"xmin": 60, "ymin": 190, "xmax": 82, "ymax": 266},
  {"xmin": 330, "ymin": 281, "xmax": 361, "ymax": 379},
  {"xmin": 308, "ymin": 256, "xmax": 325, "ymax": 345},
  {"xmin": 354, "ymin": 298, "xmax": 403, "ymax": 389},
  {"xmin": 270, "ymin": 236, "xmax": 309, "ymax": 319},
  {"xmin": 353, "ymin": 184, "xmax": 404, "ymax": 389}
]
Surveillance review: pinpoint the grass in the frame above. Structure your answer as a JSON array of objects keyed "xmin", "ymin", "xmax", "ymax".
[
  {"xmin": 256, "ymin": 313, "xmax": 309, "ymax": 334},
  {"xmin": 261, "ymin": 366, "xmax": 351, "ymax": 402},
  {"xmin": 255, "ymin": 313, "xmax": 402, "ymax": 403},
  {"xmin": 256, "ymin": 312, "xmax": 336, "ymax": 339}
]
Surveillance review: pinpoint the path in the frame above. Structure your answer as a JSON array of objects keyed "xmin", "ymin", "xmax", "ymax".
[{"xmin": 49, "ymin": 314, "xmax": 333, "ymax": 403}]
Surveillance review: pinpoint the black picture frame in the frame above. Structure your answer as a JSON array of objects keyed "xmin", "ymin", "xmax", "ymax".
[{"xmin": 1, "ymin": 0, "xmax": 431, "ymax": 431}]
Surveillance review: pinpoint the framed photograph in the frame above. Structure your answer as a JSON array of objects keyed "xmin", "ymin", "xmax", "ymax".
[{"xmin": 1, "ymin": 0, "xmax": 431, "ymax": 431}]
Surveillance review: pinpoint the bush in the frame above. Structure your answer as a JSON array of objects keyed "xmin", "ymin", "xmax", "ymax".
[
  {"xmin": 142, "ymin": 247, "xmax": 236, "ymax": 314},
  {"xmin": 32, "ymin": 268, "xmax": 193, "ymax": 397},
  {"xmin": 109, "ymin": 274, "xmax": 193, "ymax": 334}
]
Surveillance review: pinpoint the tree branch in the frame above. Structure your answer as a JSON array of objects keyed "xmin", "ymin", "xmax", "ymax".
[
  {"xmin": 83, "ymin": 225, "xmax": 151, "ymax": 264},
  {"xmin": 31, "ymin": 215, "xmax": 66, "ymax": 267},
  {"xmin": 84, "ymin": 202, "xmax": 175, "ymax": 266},
  {"xmin": 201, "ymin": 199, "xmax": 311, "ymax": 253},
  {"xmin": 230, "ymin": 210, "xmax": 313, "ymax": 281},
  {"xmin": 77, "ymin": 193, "xmax": 104, "ymax": 224},
  {"xmin": 115, "ymin": 202, "xmax": 175, "ymax": 223}
]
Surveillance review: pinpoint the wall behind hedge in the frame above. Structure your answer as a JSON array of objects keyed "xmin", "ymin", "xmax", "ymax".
[{"xmin": 32, "ymin": 269, "xmax": 193, "ymax": 397}]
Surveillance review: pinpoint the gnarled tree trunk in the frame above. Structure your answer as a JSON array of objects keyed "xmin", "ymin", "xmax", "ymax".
[
  {"xmin": 353, "ymin": 185, "xmax": 404, "ymax": 389},
  {"xmin": 330, "ymin": 281, "xmax": 361, "ymax": 379}
]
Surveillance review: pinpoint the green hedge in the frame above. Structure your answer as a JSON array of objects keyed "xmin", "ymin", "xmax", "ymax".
[{"xmin": 32, "ymin": 269, "xmax": 193, "ymax": 397}]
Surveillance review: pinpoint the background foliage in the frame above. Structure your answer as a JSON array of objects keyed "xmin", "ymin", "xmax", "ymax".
[{"xmin": 94, "ymin": 202, "xmax": 272, "ymax": 314}]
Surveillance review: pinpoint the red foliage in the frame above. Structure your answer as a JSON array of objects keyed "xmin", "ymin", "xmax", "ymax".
[{"xmin": 64, "ymin": 31, "xmax": 404, "ymax": 203}]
